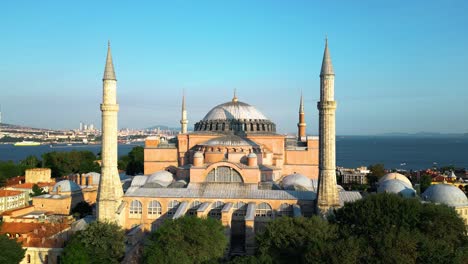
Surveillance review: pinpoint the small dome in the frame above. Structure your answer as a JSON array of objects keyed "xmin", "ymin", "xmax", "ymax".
[
  {"xmin": 51, "ymin": 194, "xmax": 62, "ymax": 199},
  {"xmin": 194, "ymin": 152, "xmax": 204, "ymax": 158},
  {"xmin": 146, "ymin": 171, "xmax": 174, "ymax": 187},
  {"xmin": 247, "ymin": 153, "xmax": 257, "ymax": 158},
  {"xmin": 281, "ymin": 173, "xmax": 313, "ymax": 191},
  {"xmin": 379, "ymin": 173, "xmax": 412, "ymax": 187},
  {"xmin": 422, "ymin": 184, "xmax": 468, "ymax": 207},
  {"xmin": 52, "ymin": 180, "xmax": 81, "ymax": 193},
  {"xmin": 377, "ymin": 179, "xmax": 416, "ymax": 198},
  {"xmin": 43, "ymin": 194, "xmax": 52, "ymax": 198}
]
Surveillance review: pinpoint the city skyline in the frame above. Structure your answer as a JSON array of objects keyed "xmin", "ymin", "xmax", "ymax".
[{"xmin": 1, "ymin": 1, "xmax": 468, "ymax": 135}]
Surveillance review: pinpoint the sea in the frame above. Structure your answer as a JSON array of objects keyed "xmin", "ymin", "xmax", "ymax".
[{"xmin": 1, "ymin": 136, "xmax": 468, "ymax": 170}]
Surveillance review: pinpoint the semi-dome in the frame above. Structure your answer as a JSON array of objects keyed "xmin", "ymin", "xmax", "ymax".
[
  {"xmin": 53, "ymin": 180, "xmax": 81, "ymax": 193},
  {"xmin": 146, "ymin": 171, "xmax": 174, "ymax": 188},
  {"xmin": 281, "ymin": 173, "xmax": 313, "ymax": 191},
  {"xmin": 379, "ymin": 172, "xmax": 412, "ymax": 187},
  {"xmin": 194, "ymin": 97, "xmax": 276, "ymax": 134},
  {"xmin": 422, "ymin": 184, "xmax": 468, "ymax": 207},
  {"xmin": 377, "ymin": 179, "xmax": 416, "ymax": 198},
  {"xmin": 193, "ymin": 151, "xmax": 204, "ymax": 158}
]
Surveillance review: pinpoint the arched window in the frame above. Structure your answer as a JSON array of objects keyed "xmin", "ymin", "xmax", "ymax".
[
  {"xmin": 233, "ymin": 202, "xmax": 247, "ymax": 219},
  {"xmin": 188, "ymin": 200, "xmax": 201, "ymax": 216},
  {"xmin": 277, "ymin": 203, "xmax": 293, "ymax": 217},
  {"xmin": 167, "ymin": 200, "xmax": 180, "ymax": 216},
  {"xmin": 148, "ymin": 200, "xmax": 162, "ymax": 216},
  {"xmin": 208, "ymin": 201, "xmax": 224, "ymax": 219},
  {"xmin": 255, "ymin": 203, "xmax": 273, "ymax": 218},
  {"xmin": 206, "ymin": 166, "xmax": 243, "ymax": 183},
  {"xmin": 129, "ymin": 200, "xmax": 142, "ymax": 215}
]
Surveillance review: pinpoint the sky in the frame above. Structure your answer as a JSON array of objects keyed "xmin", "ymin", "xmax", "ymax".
[{"xmin": 1, "ymin": 0, "xmax": 467, "ymax": 135}]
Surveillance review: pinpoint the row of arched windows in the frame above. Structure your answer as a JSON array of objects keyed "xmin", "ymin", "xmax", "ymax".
[{"xmin": 129, "ymin": 200, "xmax": 294, "ymax": 218}]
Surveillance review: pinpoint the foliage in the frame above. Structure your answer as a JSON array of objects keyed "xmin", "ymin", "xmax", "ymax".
[
  {"xmin": 0, "ymin": 155, "xmax": 39, "ymax": 187},
  {"xmin": 419, "ymin": 174, "xmax": 433, "ymax": 193},
  {"xmin": 332, "ymin": 193, "xmax": 468, "ymax": 263},
  {"xmin": 30, "ymin": 184, "xmax": 46, "ymax": 197},
  {"xmin": 62, "ymin": 221, "xmax": 125, "ymax": 264},
  {"xmin": 71, "ymin": 201, "xmax": 93, "ymax": 218},
  {"xmin": 143, "ymin": 216, "xmax": 228, "ymax": 264},
  {"xmin": 119, "ymin": 146, "xmax": 144, "ymax": 175},
  {"xmin": 254, "ymin": 216, "xmax": 359, "ymax": 264},
  {"xmin": 42, "ymin": 151, "xmax": 100, "ymax": 178},
  {"xmin": 0, "ymin": 234, "xmax": 26, "ymax": 264},
  {"xmin": 366, "ymin": 163, "xmax": 386, "ymax": 186}
]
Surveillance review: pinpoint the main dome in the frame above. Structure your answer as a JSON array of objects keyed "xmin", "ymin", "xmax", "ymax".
[
  {"xmin": 194, "ymin": 97, "xmax": 276, "ymax": 134},
  {"xmin": 203, "ymin": 101, "xmax": 268, "ymax": 121}
]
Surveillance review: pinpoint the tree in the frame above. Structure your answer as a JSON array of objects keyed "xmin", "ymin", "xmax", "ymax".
[
  {"xmin": 42, "ymin": 151, "xmax": 100, "ymax": 178},
  {"xmin": 125, "ymin": 146, "xmax": 144, "ymax": 175},
  {"xmin": 255, "ymin": 216, "xmax": 359, "ymax": 264},
  {"xmin": 419, "ymin": 174, "xmax": 433, "ymax": 193},
  {"xmin": 366, "ymin": 163, "xmax": 386, "ymax": 187},
  {"xmin": 143, "ymin": 216, "xmax": 228, "ymax": 264},
  {"xmin": 20, "ymin": 155, "xmax": 41, "ymax": 168},
  {"xmin": 62, "ymin": 221, "xmax": 125, "ymax": 264},
  {"xmin": 30, "ymin": 184, "xmax": 46, "ymax": 197},
  {"xmin": 332, "ymin": 193, "xmax": 468, "ymax": 263},
  {"xmin": 71, "ymin": 201, "xmax": 92, "ymax": 218},
  {"xmin": 0, "ymin": 234, "xmax": 26, "ymax": 264}
]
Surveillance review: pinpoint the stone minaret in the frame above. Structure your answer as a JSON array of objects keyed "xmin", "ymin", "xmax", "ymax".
[
  {"xmin": 180, "ymin": 93, "xmax": 188, "ymax": 134},
  {"xmin": 316, "ymin": 39, "xmax": 340, "ymax": 214},
  {"xmin": 297, "ymin": 92, "xmax": 306, "ymax": 140},
  {"xmin": 97, "ymin": 42, "xmax": 124, "ymax": 222}
]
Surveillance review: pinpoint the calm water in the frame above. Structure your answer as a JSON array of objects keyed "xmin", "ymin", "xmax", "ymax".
[{"xmin": 1, "ymin": 137, "xmax": 467, "ymax": 170}]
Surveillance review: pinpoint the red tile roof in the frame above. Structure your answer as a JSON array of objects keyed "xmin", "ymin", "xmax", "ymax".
[{"xmin": 0, "ymin": 190, "xmax": 24, "ymax": 197}]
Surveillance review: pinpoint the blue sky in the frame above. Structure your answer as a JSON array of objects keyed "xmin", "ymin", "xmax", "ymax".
[{"xmin": 1, "ymin": 0, "xmax": 467, "ymax": 135}]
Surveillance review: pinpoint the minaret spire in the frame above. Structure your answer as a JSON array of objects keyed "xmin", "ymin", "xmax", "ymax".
[
  {"xmin": 180, "ymin": 91, "xmax": 188, "ymax": 134},
  {"xmin": 103, "ymin": 41, "xmax": 117, "ymax": 80},
  {"xmin": 316, "ymin": 38, "xmax": 340, "ymax": 215},
  {"xmin": 232, "ymin": 88, "xmax": 238, "ymax": 103},
  {"xmin": 297, "ymin": 91, "xmax": 306, "ymax": 140},
  {"xmin": 97, "ymin": 42, "xmax": 124, "ymax": 224}
]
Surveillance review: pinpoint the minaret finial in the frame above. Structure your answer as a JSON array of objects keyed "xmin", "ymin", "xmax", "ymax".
[
  {"xmin": 299, "ymin": 90, "xmax": 304, "ymax": 113},
  {"xmin": 180, "ymin": 89, "xmax": 188, "ymax": 134},
  {"xmin": 232, "ymin": 88, "xmax": 238, "ymax": 103},
  {"xmin": 320, "ymin": 37, "xmax": 334, "ymax": 76},
  {"xmin": 182, "ymin": 89, "xmax": 186, "ymax": 111},
  {"xmin": 103, "ymin": 41, "xmax": 116, "ymax": 80}
]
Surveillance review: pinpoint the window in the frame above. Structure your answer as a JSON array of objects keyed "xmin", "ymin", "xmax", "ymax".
[
  {"xmin": 206, "ymin": 166, "xmax": 243, "ymax": 183},
  {"xmin": 255, "ymin": 203, "xmax": 273, "ymax": 218},
  {"xmin": 27, "ymin": 254, "xmax": 31, "ymax": 263},
  {"xmin": 233, "ymin": 202, "xmax": 247, "ymax": 219},
  {"xmin": 148, "ymin": 200, "xmax": 162, "ymax": 216},
  {"xmin": 167, "ymin": 200, "xmax": 180, "ymax": 216},
  {"xmin": 208, "ymin": 201, "xmax": 224, "ymax": 219},
  {"xmin": 188, "ymin": 200, "xmax": 201, "ymax": 216},
  {"xmin": 129, "ymin": 200, "xmax": 142, "ymax": 215}
]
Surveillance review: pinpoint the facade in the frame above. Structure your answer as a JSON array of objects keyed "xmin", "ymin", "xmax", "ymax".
[
  {"xmin": 95, "ymin": 40, "xmax": 361, "ymax": 255},
  {"xmin": 0, "ymin": 190, "xmax": 28, "ymax": 213}
]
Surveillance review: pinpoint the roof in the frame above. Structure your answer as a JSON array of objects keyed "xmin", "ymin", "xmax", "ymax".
[
  {"xmin": 422, "ymin": 184, "xmax": 468, "ymax": 207},
  {"xmin": 125, "ymin": 182, "xmax": 316, "ymax": 201},
  {"xmin": 103, "ymin": 41, "xmax": 116, "ymax": 80},
  {"xmin": 0, "ymin": 190, "xmax": 24, "ymax": 197},
  {"xmin": 202, "ymin": 100, "xmax": 269, "ymax": 121},
  {"xmin": 320, "ymin": 38, "xmax": 334, "ymax": 76},
  {"xmin": 201, "ymin": 134, "xmax": 258, "ymax": 147},
  {"xmin": 52, "ymin": 180, "xmax": 81, "ymax": 193},
  {"xmin": 9, "ymin": 182, "xmax": 53, "ymax": 189},
  {"xmin": 0, "ymin": 222, "xmax": 70, "ymax": 248}
]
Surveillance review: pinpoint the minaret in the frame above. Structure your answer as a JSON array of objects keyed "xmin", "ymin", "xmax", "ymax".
[
  {"xmin": 316, "ymin": 38, "xmax": 340, "ymax": 214},
  {"xmin": 297, "ymin": 92, "xmax": 306, "ymax": 140},
  {"xmin": 97, "ymin": 42, "xmax": 124, "ymax": 223},
  {"xmin": 180, "ymin": 92, "xmax": 188, "ymax": 134}
]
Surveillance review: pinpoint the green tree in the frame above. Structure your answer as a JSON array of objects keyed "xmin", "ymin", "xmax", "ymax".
[
  {"xmin": 419, "ymin": 174, "xmax": 433, "ymax": 193},
  {"xmin": 20, "ymin": 155, "xmax": 41, "ymax": 168},
  {"xmin": 332, "ymin": 193, "xmax": 468, "ymax": 263},
  {"xmin": 42, "ymin": 151, "xmax": 100, "ymax": 178},
  {"xmin": 366, "ymin": 163, "xmax": 386, "ymax": 186},
  {"xmin": 62, "ymin": 221, "xmax": 125, "ymax": 264},
  {"xmin": 255, "ymin": 216, "xmax": 359, "ymax": 264},
  {"xmin": 0, "ymin": 234, "xmax": 26, "ymax": 264},
  {"xmin": 71, "ymin": 201, "xmax": 93, "ymax": 218},
  {"xmin": 30, "ymin": 184, "xmax": 46, "ymax": 197},
  {"xmin": 122, "ymin": 146, "xmax": 144, "ymax": 175},
  {"xmin": 143, "ymin": 216, "xmax": 228, "ymax": 264}
]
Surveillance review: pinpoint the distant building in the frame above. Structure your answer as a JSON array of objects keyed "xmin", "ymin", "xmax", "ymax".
[
  {"xmin": 339, "ymin": 166, "xmax": 369, "ymax": 185},
  {"xmin": 0, "ymin": 190, "xmax": 28, "ymax": 213}
]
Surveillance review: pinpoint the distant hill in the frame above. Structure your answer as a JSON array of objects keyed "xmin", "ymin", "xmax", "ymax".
[
  {"xmin": 376, "ymin": 132, "xmax": 467, "ymax": 137},
  {"xmin": 146, "ymin": 125, "xmax": 180, "ymax": 131},
  {"xmin": 0, "ymin": 123, "xmax": 51, "ymax": 131}
]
